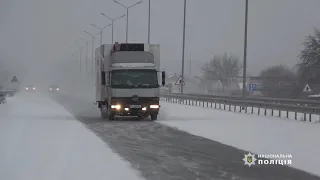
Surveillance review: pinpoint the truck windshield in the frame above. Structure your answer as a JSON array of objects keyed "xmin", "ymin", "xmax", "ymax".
[{"xmin": 111, "ymin": 69, "xmax": 158, "ymax": 88}]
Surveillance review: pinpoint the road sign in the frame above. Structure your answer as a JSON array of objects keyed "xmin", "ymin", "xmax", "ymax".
[
  {"xmin": 248, "ymin": 84, "xmax": 256, "ymax": 92},
  {"xmin": 175, "ymin": 76, "xmax": 185, "ymax": 85},
  {"xmin": 11, "ymin": 76, "xmax": 18, "ymax": 83},
  {"xmin": 303, "ymin": 84, "xmax": 312, "ymax": 92}
]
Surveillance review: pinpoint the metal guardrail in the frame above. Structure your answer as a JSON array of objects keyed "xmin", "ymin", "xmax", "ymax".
[
  {"xmin": 160, "ymin": 93, "xmax": 320, "ymax": 122},
  {"xmin": 166, "ymin": 93, "xmax": 320, "ymax": 107}
]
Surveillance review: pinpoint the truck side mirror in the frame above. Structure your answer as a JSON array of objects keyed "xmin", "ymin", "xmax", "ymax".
[
  {"xmin": 101, "ymin": 71, "xmax": 106, "ymax": 85},
  {"xmin": 161, "ymin": 71, "xmax": 166, "ymax": 86}
]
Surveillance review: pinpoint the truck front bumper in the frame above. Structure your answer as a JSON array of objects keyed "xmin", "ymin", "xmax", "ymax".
[{"xmin": 111, "ymin": 106, "xmax": 159, "ymax": 117}]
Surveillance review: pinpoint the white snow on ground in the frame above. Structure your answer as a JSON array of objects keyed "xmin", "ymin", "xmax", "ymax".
[
  {"xmin": 159, "ymin": 101, "xmax": 320, "ymax": 176},
  {"xmin": 0, "ymin": 92, "xmax": 145, "ymax": 180},
  {"xmin": 167, "ymin": 98, "xmax": 320, "ymax": 122}
]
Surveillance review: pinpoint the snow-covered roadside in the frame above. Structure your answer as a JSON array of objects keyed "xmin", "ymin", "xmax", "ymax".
[{"xmin": 0, "ymin": 92, "xmax": 145, "ymax": 180}]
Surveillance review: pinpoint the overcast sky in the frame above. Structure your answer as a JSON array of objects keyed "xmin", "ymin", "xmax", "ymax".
[{"xmin": 1, "ymin": 0, "xmax": 320, "ymax": 83}]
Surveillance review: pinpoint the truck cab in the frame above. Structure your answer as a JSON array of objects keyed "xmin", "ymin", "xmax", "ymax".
[{"xmin": 95, "ymin": 43, "xmax": 165, "ymax": 120}]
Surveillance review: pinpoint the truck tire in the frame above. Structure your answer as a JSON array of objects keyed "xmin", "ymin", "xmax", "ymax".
[
  {"xmin": 109, "ymin": 113, "xmax": 115, "ymax": 120},
  {"xmin": 101, "ymin": 111, "xmax": 108, "ymax": 120},
  {"xmin": 150, "ymin": 114, "xmax": 158, "ymax": 121},
  {"xmin": 100, "ymin": 105, "xmax": 110, "ymax": 120}
]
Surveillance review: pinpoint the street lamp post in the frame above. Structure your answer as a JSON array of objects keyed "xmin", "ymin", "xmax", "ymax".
[
  {"xmin": 91, "ymin": 23, "xmax": 112, "ymax": 46},
  {"xmin": 148, "ymin": 0, "xmax": 151, "ymax": 43},
  {"xmin": 101, "ymin": 13, "xmax": 126, "ymax": 44},
  {"xmin": 242, "ymin": 0, "xmax": 248, "ymax": 99},
  {"xmin": 113, "ymin": 0, "xmax": 143, "ymax": 43},
  {"xmin": 84, "ymin": 31, "xmax": 95, "ymax": 75},
  {"xmin": 74, "ymin": 41, "xmax": 82, "ymax": 74},
  {"xmin": 91, "ymin": 24, "xmax": 111, "ymax": 73},
  {"xmin": 180, "ymin": 0, "xmax": 186, "ymax": 94},
  {"xmin": 77, "ymin": 36, "xmax": 89, "ymax": 74}
]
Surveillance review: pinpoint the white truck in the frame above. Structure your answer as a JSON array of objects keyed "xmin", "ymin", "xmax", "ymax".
[{"xmin": 95, "ymin": 43, "xmax": 166, "ymax": 120}]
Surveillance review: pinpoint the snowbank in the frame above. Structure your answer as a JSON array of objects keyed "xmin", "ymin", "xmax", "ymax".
[
  {"xmin": 0, "ymin": 92, "xmax": 144, "ymax": 180},
  {"xmin": 159, "ymin": 101, "xmax": 320, "ymax": 176}
]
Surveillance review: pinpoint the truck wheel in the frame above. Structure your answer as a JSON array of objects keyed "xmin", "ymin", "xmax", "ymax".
[
  {"xmin": 150, "ymin": 114, "xmax": 158, "ymax": 121},
  {"xmin": 101, "ymin": 111, "xmax": 108, "ymax": 120},
  {"xmin": 109, "ymin": 113, "xmax": 115, "ymax": 120},
  {"xmin": 100, "ymin": 105, "xmax": 109, "ymax": 120}
]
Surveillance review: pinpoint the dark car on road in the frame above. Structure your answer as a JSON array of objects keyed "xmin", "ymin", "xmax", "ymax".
[
  {"xmin": 25, "ymin": 85, "xmax": 37, "ymax": 92},
  {"xmin": 49, "ymin": 85, "xmax": 60, "ymax": 92}
]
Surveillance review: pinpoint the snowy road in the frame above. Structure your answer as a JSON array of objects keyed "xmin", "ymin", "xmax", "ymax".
[{"xmin": 51, "ymin": 92, "xmax": 320, "ymax": 180}]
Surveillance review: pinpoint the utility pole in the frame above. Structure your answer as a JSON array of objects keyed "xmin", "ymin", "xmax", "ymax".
[
  {"xmin": 84, "ymin": 31, "xmax": 95, "ymax": 75},
  {"xmin": 189, "ymin": 53, "xmax": 191, "ymax": 77},
  {"xmin": 79, "ymin": 47, "xmax": 82, "ymax": 74},
  {"xmin": 242, "ymin": 0, "xmax": 248, "ymax": 99},
  {"xmin": 148, "ymin": 0, "xmax": 151, "ymax": 43},
  {"xmin": 85, "ymin": 41, "xmax": 88, "ymax": 73},
  {"xmin": 180, "ymin": 0, "xmax": 187, "ymax": 94}
]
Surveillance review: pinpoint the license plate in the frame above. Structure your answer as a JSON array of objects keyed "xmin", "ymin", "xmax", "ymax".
[{"xmin": 130, "ymin": 105, "xmax": 141, "ymax": 108}]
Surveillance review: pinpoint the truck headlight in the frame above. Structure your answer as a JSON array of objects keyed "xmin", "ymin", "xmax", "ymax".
[
  {"xmin": 111, "ymin": 104, "xmax": 121, "ymax": 110},
  {"xmin": 33, "ymin": 87, "xmax": 36, "ymax": 90},
  {"xmin": 50, "ymin": 88, "xmax": 52, "ymax": 90},
  {"xmin": 57, "ymin": 88, "xmax": 59, "ymax": 91},
  {"xmin": 150, "ymin": 105, "xmax": 159, "ymax": 109},
  {"xmin": 26, "ymin": 87, "xmax": 28, "ymax": 90}
]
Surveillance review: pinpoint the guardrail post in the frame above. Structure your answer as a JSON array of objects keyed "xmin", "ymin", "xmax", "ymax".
[{"xmin": 309, "ymin": 114, "xmax": 311, "ymax": 122}]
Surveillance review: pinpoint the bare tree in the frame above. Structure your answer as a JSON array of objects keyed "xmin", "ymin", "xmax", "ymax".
[
  {"xmin": 201, "ymin": 53, "xmax": 242, "ymax": 84},
  {"xmin": 297, "ymin": 28, "xmax": 320, "ymax": 83},
  {"xmin": 259, "ymin": 65, "xmax": 300, "ymax": 98}
]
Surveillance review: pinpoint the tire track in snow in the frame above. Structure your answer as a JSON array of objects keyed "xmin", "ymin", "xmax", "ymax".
[{"xmin": 51, "ymin": 93, "xmax": 320, "ymax": 180}]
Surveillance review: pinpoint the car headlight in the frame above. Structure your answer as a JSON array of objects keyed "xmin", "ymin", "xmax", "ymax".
[
  {"xmin": 150, "ymin": 105, "xmax": 159, "ymax": 108},
  {"xmin": 142, "ymin": 107, "xmax": 147, "ymax": 111},
  {"xmin": 50, "ymin": 88, "xmax": 52, "ymax": 90},
  {"xmin": 111, "ymin": 104, "xmax": 121, "ymax": 110},
  {"xmin": 26, "ymin": 87, "xmax": 28, "ymax": 90},
  {"xmin": 33, "ymin": 87, "xmax": 35, "ymax": 90},
  {"xmin": 57, "ymin": 88, "xmax": 59, "ymax": 90}
]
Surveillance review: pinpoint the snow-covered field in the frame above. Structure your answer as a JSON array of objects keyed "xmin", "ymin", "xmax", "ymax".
[
  {"xmin": 0, "ymin": 92, "xmax": 144, "ymax": 180},
  {"xmin": 159, "ymin": 101, "xmax": 320, "ymax": 176},
  {"xmin": 164, "ymin": 98, "xmax": 320, "ymax": 122}
]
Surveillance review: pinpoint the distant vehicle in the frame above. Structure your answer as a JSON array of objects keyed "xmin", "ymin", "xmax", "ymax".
[
  {"xmin": 49, "ymin": 85, "xmax": 60, "ymax": 92},
  {"xmin": 25, "ymin": 85, "xmax": 37, "ymax": 92}
]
